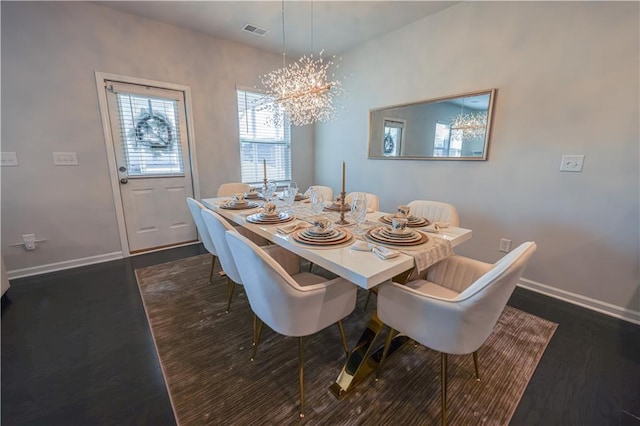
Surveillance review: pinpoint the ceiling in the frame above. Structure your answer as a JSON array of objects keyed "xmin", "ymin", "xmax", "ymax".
[{"xmin": 96, "ymin": 1, "xmax": 458, "ymax": 57}]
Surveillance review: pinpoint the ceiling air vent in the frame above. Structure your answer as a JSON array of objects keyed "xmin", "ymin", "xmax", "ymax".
[{"xmin": 242, "ymin": 23, "xmax": 268, "ymax": 36}]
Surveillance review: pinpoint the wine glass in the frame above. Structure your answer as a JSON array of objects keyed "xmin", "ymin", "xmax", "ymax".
[
  {"xmin": 350, "ymin": 193, "xmax": 368, "ymax": 236},
  {"xmin": 283, "ymin": 181, "xmax": 298, "ymax": 213},
  {"xmin": 309, "ymin": 189, "xmax": 325, "ymax": 218},
  {"xmin": 262, "ymin": 180, "xmax": 277, "ymax": 202}
]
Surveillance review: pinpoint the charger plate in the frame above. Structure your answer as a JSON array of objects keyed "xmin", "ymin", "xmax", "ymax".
[
  {"xmin": 379, "ymin": 214, "xmax": 430, "ymax": 227},
  {"xmin": 244, "ymin": 192, "xmax": 264, "ymax": 200},
  {"xmin": 366, "ymin": 226, "xmax": 429, "ymax": 247},
  {"xmin": 219, "ymin": 201, "xmax": 261, "ymax": 210},
  {"xmin": 324, "ymin": 203, "xmax": 351, "ymax": 212},
  {"xmin": 293, "ymin": 228, "xmax": 354, "ymax": 247},
  {"xmin": 246, "ymin": 212, "xmax": 295, "ymax": 224}
]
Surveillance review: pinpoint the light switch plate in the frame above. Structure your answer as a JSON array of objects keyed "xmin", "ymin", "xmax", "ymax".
[
  {"xmin": 560, "ymin": 155, "xmax": 584, "ymax": 172},
  {"xmin": 53, "ymin": 152, "xmax": 78, "ymax": 166},
  {"xmin": 1, "ymin": 152, "xmax": 18, "ymax": 167}
]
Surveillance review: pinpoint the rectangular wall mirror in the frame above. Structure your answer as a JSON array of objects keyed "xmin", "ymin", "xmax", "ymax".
[{"xmin": 368, "ymin": 89, "xmax": 496, "ymax": 160}]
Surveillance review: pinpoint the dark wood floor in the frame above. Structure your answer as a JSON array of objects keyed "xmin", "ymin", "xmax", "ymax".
[{"xmin": 2, "ymin": 244, "xmax": 639, "ymax": 425}]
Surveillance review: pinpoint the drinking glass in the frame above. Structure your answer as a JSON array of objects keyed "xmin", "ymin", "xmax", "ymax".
[
  {"xmin": 350, "ymin": 193, "xmax": 368, "ymax": 236},
  {"xmin": 310, "ymin": 189, "xmax": 325, "ymax": 218},
  {"xmin": 283, "ymin": 181, "xmax": 298, "ymax": 213},
  {"xmin": 262, "ymin": 180, "xmax": 277, "ymax": 202}
]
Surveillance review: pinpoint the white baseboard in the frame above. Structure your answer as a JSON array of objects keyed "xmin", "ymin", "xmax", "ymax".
[
  {"xmin": 7, "ymin": 252, "xmax": 124, "ymax": 280},
  {"xmin": 518, "ymin": 278, "xmax": 640, "ymax": 325},
  {"xmin": 7, "ymin": 251, "xmax": 639, "ymax": 326}
]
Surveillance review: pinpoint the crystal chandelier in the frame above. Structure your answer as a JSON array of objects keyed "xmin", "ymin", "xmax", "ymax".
[
  {"xmin": 259, "ymin": 1, "xmax": 345, "ymax": 127},
  {"xmin": 449, "ymin": 100, "xmax": 488, "ymax": 139}
]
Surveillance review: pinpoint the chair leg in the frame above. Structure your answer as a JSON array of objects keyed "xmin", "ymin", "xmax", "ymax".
[
  {"xmin": 441, "ymin": 352, "xmax": 448, "ymax": 426},
  {"xmin": 225, "ymin": 277, "xmax": 236, "ymax": 313},
  {"xmin": 376, "ymin": 326, "xmax": 396, "ymax": 381},
  {"xmin": 337, "ymin": 320, "xmax": 349, "ymax": 357},
  {"xmin": 298, "ymin": 337, "xmax": 305, "ymax": 418},
  {"xmin": 209, "ymin": 255, "xmax": 217, "ymax": 282},
  {"xmin": 251, "ymin": 317, "xmax": 263, "ymax": 361},
  {"xmin": 252, "ymin": 314, "xmax": 257, "ymax": 347},
  {"xmin": 308, "ymin": 262, "xmax": 314, "ymax": 272},
  {"xmin": 472, "ymin": 350, "xmax": 480, "ymax": 381}
]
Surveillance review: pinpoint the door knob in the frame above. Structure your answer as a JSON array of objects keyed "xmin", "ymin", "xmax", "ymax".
[{"xmin": 120, "ymin": 178, "xmax": 128, "ymax": 184}]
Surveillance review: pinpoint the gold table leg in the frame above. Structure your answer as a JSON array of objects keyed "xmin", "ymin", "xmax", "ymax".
[{"xmin": 329, "ymin": 312, "xmax": 411, "ymax": 399}]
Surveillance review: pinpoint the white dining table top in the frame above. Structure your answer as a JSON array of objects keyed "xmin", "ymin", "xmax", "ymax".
[{"xmin": 201, "ymin": 197, "xmax": 472, "ymax": 290}]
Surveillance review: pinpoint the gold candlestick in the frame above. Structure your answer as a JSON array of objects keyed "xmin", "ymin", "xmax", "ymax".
[
  {"xmin": 336, "ymin": 161, "xmax": 349, "ymax": 225},
  {"xmin": 336, "ymin": 190, "xmax": 349, "ymax": 225},
  {"xmin": 263, "ymin": 159, "xmax": 267, "ymax": 187}
]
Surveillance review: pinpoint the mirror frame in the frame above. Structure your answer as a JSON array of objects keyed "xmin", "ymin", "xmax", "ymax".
[{"xmin": 367, "ymin": 89, "xmax": 496, "ymax": 161}]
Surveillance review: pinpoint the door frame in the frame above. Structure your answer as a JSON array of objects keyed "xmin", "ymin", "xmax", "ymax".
[{"xmin": 95, "ymin": 71, "xmax": 201, "ymax": 256}]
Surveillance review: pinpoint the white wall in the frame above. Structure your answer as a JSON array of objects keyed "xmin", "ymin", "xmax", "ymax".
[
  {"xmin": 1, "ymin": 2, "xmax": 315, "ymax": 272},
  {"xmin": 315, "ymin": 2, "xmax": 639, "ymax": 319}
]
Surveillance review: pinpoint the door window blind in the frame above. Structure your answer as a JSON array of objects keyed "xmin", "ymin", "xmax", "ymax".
[
  {"xmin": 236, "ymin": 89, "xmax": 291, "ymax": 184},
  {"xmin": 109, "ymin": 82, "xmax": 185, "ymax": 177}
]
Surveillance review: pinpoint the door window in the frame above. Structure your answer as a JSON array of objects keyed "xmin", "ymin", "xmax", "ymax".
[{"xmin": 115, "ymin": 93, "xmax": 185, "ymax": 177}]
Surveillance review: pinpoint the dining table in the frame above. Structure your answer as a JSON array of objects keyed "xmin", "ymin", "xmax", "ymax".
[{"xmin": 201, "ymin": 196, "xmax": 472, "ymax": 398}]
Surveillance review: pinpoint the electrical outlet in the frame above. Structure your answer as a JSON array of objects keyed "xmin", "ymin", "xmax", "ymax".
[
  {"xmin": 1, "ymin": 152, "xmax": 19, "ymax": 167},
  {"xmin": 22, "ymin": 234, "xmax": 37, "ymax": 251},
  {"xmin": 53, "ymin": 152, "xmax": 78, "ymax": 166},
  {"xmin": 560, "ymin": 155, "xmax": 584, "ymax": 172},
  {"xmin": 499, "ymin": 238, "xmax": 512, "ymax": 253}
]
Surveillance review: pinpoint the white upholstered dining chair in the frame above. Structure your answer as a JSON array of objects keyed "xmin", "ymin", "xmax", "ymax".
[
  {"xmin": 225, "ymin": 231, "xmax": 357, "ymax": 418},
  {"xmin": 217, "ymin": 182, "xmax": 251, "ymax": 197},
  {"xmin": 408, "ymin": 200, "xmax": 460, "ymax": 227},
  {"xmin": 376, "ymin": 241, "xmax": 537, "ymax": 425},
  {"xmin": 186, "ymin": 197, "xmax": 219, "ymax": 282},
  {"xmin": 201, "ymin": 208, "xmax": 294, "ymax": 313},
  {"xmin": 304, "ymin": 185, "xmax": 333, "ymax": 202},
  {"xmin": 345, "ymin": 192, "xmax": 380, "ymax": 211}
]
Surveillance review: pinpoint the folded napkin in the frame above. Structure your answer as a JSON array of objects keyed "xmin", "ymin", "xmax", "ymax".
[
  {"xmin": 350, "ymin": 240, "xmax": 371, "ymax": 251},
  {"xmin": 422, "ymin": 223, "xmax": 441, "ymax": 234},
  {"xmin": 215, "ymin": 198, "xmax": 232, "ymax": 206},
  {"xmin": 276, "ymin": 222, "xmax": 311, "ymax": 234},
  {"xmin": 372, "ymin": 245, "xmax": 400, "ymax": 260},
  {"xmin": 350, "ymin": 240, "xmax": 399, "ymax": 259}
]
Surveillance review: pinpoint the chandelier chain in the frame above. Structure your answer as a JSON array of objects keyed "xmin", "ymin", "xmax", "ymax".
[{"xmin": 281, "ymin": 0, "xmax": 286, "ymax": 68}]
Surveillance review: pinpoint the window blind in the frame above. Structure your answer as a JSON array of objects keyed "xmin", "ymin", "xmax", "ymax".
[
  {"xmin": 108, "ymin": 82, "xmax": 185, "ymax": 177},
  {"xmin": 236, "ymin": 89, "xmax": 291, "ymax": 184}
]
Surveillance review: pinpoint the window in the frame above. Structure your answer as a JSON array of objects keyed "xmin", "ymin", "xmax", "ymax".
[
  {"xmin": 114, "ymin": 90, "xmax": 185, "ymax": 176},
  {"xmin": 236, "ymin": 89, "xmax": 291, "ymax": 184},
  {"xmin": 433, "ymin": 122, "xmax": 462, "ymax": 157}
]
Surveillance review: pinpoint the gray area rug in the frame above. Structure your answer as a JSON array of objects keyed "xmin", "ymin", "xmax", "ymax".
[{"xmin": 135, "ymin": 254, "xmax": 557, "ymax": 425}]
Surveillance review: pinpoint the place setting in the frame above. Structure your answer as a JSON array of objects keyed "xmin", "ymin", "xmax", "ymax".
[
  {"xmin": 243, "ymin": 187, "xmax": 264, "ymax": 201},
  {"xmin": 292, "ymin": 219, "xmax": 355, "ymax": 248},
  {"xmin": 324, "ymin": 196, "xmax": 351, "ymax": 212},
  {"xmin": 379, "ymin": 204, "xmax": 430, "ymax": 228},
  {"xmin": 365, "ymin": 216, "xmax": 430, "ymax": 248},
  {"xmin": 218, "ymin": 193, "xmax": 261, "ymax": 210},
  {"xmin": 246, "ymin": 202, "xmax": 295, "ymax": 225}
]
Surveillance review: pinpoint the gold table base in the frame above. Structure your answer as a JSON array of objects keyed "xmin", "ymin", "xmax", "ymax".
[{"xmin": 329, "ymin": 312, "xmax": 410, "ymax": 399}]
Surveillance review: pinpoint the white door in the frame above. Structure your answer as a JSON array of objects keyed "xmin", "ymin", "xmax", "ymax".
[{"xmin": 105, "ymin": 81, "xmax": 197, "ymax": 253}]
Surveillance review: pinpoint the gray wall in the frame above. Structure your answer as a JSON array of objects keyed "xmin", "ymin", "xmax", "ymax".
[
  {"xmin": 316, "ymin": 2, "xmax": 639, "ymax": 317},
  {"xmin": 1, "ymin": 1, "xmax": 315, "ymax": 271}
]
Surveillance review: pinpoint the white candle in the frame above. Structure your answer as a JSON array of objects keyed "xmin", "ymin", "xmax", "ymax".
[{"xmin": 263, "ymin": 159, "xmax": 267, "ymax": 181}]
